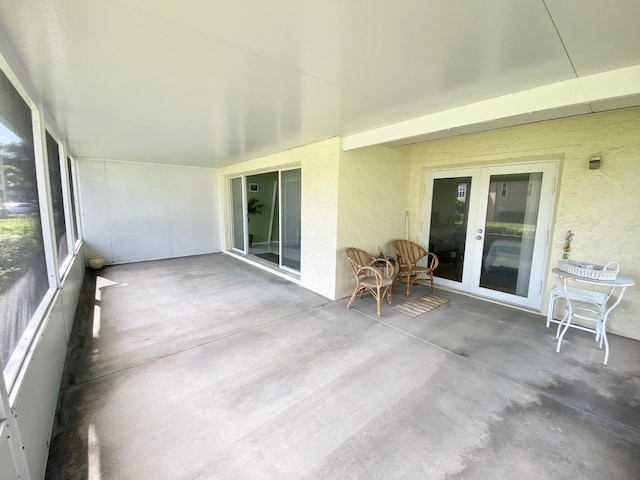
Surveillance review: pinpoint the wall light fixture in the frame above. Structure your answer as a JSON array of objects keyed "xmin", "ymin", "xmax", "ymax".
[{"xmin": 589, "ymin": 154, "xmax": 601, "ymax": 170}]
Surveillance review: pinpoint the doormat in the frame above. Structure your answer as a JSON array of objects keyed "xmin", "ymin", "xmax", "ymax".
[{"xmin": 394, "ymin": 295, "xmax": 449, "ymax": 317}]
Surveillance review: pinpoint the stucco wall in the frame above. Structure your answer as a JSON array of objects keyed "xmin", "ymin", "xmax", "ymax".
[
  {"xmin": 402, "ymin": 107, "xmax": 640, "ymax": 340},
  {"xmin": 217, "ymin": 138, "xmax": 342, "ymax": 299},
  {"xmin": 335, "ymin": 145, "xmax": 410, "ymax": 299}
]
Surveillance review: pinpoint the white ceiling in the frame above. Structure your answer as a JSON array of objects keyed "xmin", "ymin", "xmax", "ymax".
[{"xmin": 0, "ymin": 0, "xmax": 639, "ymax": 168}]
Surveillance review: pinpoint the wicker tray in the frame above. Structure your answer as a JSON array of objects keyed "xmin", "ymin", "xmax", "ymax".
[{"xmin": 558, "ymin": 257, "xmax": 619, "ymax": 280}]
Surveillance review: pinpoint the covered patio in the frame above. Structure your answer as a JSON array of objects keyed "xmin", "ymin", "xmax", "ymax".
[{"xmin": 47, "ymin": 254, "xmax": 640, "ymax": 479}]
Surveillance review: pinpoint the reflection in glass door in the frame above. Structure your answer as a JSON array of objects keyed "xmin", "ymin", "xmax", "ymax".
[
  {"xmin": 478, "ymin": 172, "xmax": 542, "ymax": 296},
  {"xmin": 281, "ymin": 169, "xmax": 301, "ymax": 271},
  {"xmin": 424, "ymin": 162, "xmax": 556, "ymax": 309},
  {"xmin": 246, "ymin": 172, "xmax": 279, "ymax": 263},
  {"xmin": 230, "ymin": 177, "xmax": 245, "ymax": 251},
  {"xmin": 427, "ymin": 176, "xmax": 472, "ymax": 283}
]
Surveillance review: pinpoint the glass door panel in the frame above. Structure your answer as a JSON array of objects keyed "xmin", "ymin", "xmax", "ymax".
[
  {"xmin": 428, "ymin": 177, "xmax": 472, "ymax": 282},
  {"xmin": 478, "ymin": 173, "xmax": 542, "ymax": 296},
  {"xmin": 280, "ymin": 169, "xmax": 301, "ymax": 271},
  {"xmin": 230, "ymin": 177, "xmax": 245, "ymax": 251},
  {"xmin": 246, "ymin": 172, "xmax": 279, "ymax": 264}
]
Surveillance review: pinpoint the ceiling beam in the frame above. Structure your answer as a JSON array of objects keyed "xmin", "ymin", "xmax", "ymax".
[{"xmin": 342, "ymin": 65, "xmax": 640, "ymax": 151}]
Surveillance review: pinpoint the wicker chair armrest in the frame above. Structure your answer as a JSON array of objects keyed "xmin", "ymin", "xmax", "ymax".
[
  {"xmin": 425, "ymin": 252, "xmax": 440, "ymax": 270},
  {"xmin": 357, "ymin": 265, "xmax": 385, "ymax": 285},
  {"xmin": 372, "ymin": 258, "xmax": 395, "ymax": 277},
  {"xmin": 396, "ymin": 254, "xmax": 412, "ymax": 269}
]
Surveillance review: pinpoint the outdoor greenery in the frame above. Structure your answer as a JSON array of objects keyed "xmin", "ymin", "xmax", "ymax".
[
  {"xmin": 485, "ymin": 221, "xmax": 535, "ymax": 236},
  {"xmin": 0, "ymin": 216, "xmax": 42, "ymax": 294},
  {"xmin": 455, "ymin": 200, "xmax": 534, "ymax": 237}
]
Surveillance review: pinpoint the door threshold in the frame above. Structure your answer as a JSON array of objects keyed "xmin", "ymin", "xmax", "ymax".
[
  {"xmin": 435, "ymin": 284, "xmax": 542, "ymax": 315},
  {"xmin": 224, "ymin": 250, "xmax": 301, "ymax": 283}
]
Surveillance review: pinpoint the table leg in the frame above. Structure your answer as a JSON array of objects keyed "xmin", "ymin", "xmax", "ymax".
[
  {"xmin": 599, "ymin": 286, "xmax": 627, "ymax": 366},
  {"xmin": 555, "ymin": 278, "xmax": 573, "ymax": 352}
]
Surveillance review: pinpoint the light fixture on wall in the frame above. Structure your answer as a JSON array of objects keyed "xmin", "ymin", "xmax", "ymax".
[{"xmin": 589, "ymin": 154, "xmax": 601, "ymax": 170}]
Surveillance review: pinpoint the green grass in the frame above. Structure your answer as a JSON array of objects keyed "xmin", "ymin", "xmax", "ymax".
[
  {"xmin": 0, "ymin": 216, "xmax": 43, "ymax": 293},
  {"xmin": 0, "ymin": 215, "xmax": 39, "ymax": 234},
  {"xmin": 451, "ymin": 221, "xmax": 535, "ymax": 236}
]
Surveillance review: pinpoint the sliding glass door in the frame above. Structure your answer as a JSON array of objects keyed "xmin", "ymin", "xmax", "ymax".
[
  {"xmin": 230, "ymin": 177, "xmax": 245, "ymax": 251},
  {"xmin": 281, "ymin": 169, "xmax": 301, "ymax": 271},
  {"xmin": 229, "ymin": 168, "xmax": 301, "ymax": 273}
]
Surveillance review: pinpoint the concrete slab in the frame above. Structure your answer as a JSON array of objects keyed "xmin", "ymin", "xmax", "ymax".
[{"xmin": 47, "ymin": 254, "xmax": 640, "ymax": 479}]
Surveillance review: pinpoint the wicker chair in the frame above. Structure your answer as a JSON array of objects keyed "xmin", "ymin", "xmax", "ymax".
[
  {"xmin": 345, "ymin": 247, "xmax": 395, "ymax": 317},
  {"xmin": 392, "ymin": 240, "xmax": 439, "ymax": 296}
]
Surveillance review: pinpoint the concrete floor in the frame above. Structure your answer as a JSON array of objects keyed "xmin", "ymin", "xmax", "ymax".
[{"xmin": 46, "ymin": 253, "xmax": 640, "ymax": 479}]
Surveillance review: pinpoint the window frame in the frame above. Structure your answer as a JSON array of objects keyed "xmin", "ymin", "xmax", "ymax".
[
  {"xmin": 45, "ymin": 129, "xmax": 72, "ymax": 276},
  {"xmin": 0, "ymin": 57, "xmax": 74, "ymax": 392}
]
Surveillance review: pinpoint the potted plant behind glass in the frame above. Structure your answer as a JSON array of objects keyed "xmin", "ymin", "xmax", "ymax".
[{"xmin": 247, "ymin": 197, "xmax": 264, "ymax": 247}]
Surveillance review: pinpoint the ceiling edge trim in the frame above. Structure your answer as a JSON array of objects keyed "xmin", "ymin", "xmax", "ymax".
[{"xmin": 342, "ymin": 64, "xmax": 640, "ymax": 151}]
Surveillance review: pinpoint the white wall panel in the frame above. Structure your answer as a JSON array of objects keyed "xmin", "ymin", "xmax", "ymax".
[
  {"xmin": 77, "ymin": 160, "xmax": 112, "ymax": 261},
  {"xmin": 0, "ymin": 432, "xmax": 20, "ymax": 479},
  {"xmin": 105, "ymin": 162, "xmax": 173, "ymax": 262},
  {"xmin": 1, "ymin": 252, "xmax": 85, "ymax": 480},
  {"xmin": 12, "ymin": 300, "xmax": 67, "ymax": 480},
  {"xmin": 168, "ymin": 166, "xmax": 220, "ymax": 256},
  {"xmin": 78, "ymin": 159, "xmax": 221, "ymax": 264},
  {"xmin": 60, "ymin": 244, "xmax": 86, "ymax": 340}
]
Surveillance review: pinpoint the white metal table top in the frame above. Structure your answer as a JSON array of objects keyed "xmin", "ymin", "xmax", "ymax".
[{"xmin": 551, "ymin": 268, "xmax": 635, "ymax": 287}]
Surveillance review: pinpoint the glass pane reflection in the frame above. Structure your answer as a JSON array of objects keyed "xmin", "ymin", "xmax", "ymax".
[
  {"xmin": 429, "ymin": 177, "xmax": 471, "ymax": 282},
  {"xmin": 479, "ymin": 172, "xmax": 542, "ymax": 296}
]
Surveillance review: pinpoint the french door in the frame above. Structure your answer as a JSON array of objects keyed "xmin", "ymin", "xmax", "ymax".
[{"xmin": 422, "ymin": 162, "xmax": 557, "ymax": 308}]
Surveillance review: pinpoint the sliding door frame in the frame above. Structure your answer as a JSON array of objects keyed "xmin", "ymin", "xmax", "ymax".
[{"xmin": 228, "ymin": 167, "xmax": 301, "ymax": 274}]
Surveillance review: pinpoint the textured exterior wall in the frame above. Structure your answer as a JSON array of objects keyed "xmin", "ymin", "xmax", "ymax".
[
  {"xmin": 218, "ymin": 138, "xmax": 342, "ymax": 299},
  {"xmin": 335, "ymin": 145, "xmax": 410, "ymax": 299},
  {"xmin": 402, "ymin": 107, "xmax": 640, "ymax": 339},
  {"xmin": 300, "ymin": 140, "xmax": 341, "ymax": 298}
]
